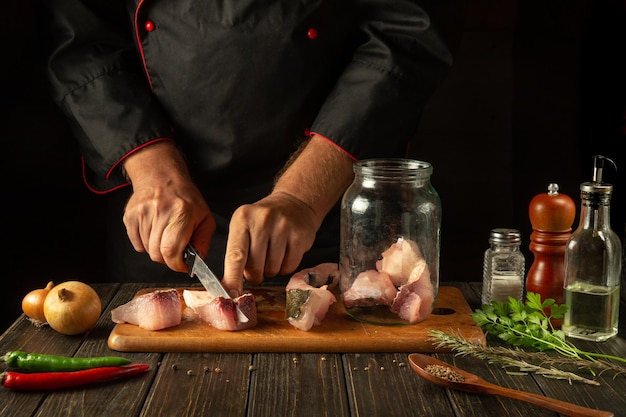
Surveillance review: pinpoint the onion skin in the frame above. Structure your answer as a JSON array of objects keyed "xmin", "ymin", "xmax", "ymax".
[
  {"xmin": 43, "ymin": 281, "xmax": 102, "ymax": 335},
  {"xmin": 22, "ymin": 281, "xmax": 55, "ymax": 324}
]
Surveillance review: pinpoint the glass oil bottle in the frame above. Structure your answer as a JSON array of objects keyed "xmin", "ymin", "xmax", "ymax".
[{"xmin": 563, "ymin": 155, "xmax": 622, "ymax": 341}]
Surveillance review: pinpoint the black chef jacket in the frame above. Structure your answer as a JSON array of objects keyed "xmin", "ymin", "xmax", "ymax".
[{"xmin": 33, "ymin": 0, "xmax": 453, "ymax": 282}]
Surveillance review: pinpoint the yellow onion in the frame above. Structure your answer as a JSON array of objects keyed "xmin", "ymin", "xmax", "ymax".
[
  {"xmin": 43, "ymin": 281, "xmax": 102, "ymax": 335},
  {"xmin": 22, "ymin": 281, "xmax": 55, "ymax": 324}
]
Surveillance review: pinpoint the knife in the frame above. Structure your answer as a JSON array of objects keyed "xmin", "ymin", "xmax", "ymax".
[{"xmin": 183, "ymin": 245, "xmax": 249, "ymax": 323}]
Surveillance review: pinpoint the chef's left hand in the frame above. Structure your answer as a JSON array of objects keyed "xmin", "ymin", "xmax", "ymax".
[
  {"xmin": 221, "ymin": 191, "xmax": 318, "ymax": 297},
  {"xmin": 220, "ymin": 134, "xmax": 355, "ymax": 298}
]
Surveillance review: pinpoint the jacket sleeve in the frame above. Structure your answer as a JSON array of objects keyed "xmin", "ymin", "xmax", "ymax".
[
  {"xmin": 310, "ymin": 0, "xmax": 453, "ymax": 160},
  {"xmin": 33, "ymin": 0, "xmax": 174, "ymax": 192}
]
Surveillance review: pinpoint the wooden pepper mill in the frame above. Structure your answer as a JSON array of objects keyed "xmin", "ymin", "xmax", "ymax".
[{"xmin": 527, "ymin": 183, "xmax": 576, "ymax": 327}]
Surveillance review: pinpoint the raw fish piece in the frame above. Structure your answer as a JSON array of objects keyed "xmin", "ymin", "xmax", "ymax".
[
  {"xmin": 390, "ymin": 264, "xmax": 435, "ymax": 323},
  {"xmin": 376, "ymin": 237, "xmax": 423, "ymax": 286},
  {"xmin": 182, "ymin": 289, "xmax": 213, "ymax": 310},
  {"xmin": 342, "ymin": 269, "xmax": 397, "ymax": 308},
  {"xmin": 285, "ymin": 263, "xmax": 339, "ymax": 331},
  {"xmin": 235, "ymin": 293, "xmax": 257, "ymax": 325},
  {"xmin": 407, "ymin": 258, "xmax": 428, "ymax": 284},
  {"xmin": 111, "ymin": 289, "xmax": 182, "ymax": 331},
  {"xmin": 182, "ymin": 289, "xmax": 257, "ymax": 331},
  {"xmin": 286, "ymin": 286, "xmax": 336, "ymax": 331}
]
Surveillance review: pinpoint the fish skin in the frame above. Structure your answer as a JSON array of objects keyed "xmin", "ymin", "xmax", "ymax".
[
  {"xmin": 285, "ymin": 263, "xmax": 339, "ymax": 331},
  {"xmin": 286, "ymin": 286, "xmax": 336, "ymax": 331}
]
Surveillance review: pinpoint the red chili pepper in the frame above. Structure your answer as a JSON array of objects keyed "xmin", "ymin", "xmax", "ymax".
[{"xmin": 1, "ymin": 363, "xmax": 150, "ymax": 391}]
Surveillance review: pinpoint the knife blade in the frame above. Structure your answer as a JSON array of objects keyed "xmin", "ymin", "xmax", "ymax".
[{"xmin": 183, "ymin": 245, "xmax": 249, "ymax": 323}]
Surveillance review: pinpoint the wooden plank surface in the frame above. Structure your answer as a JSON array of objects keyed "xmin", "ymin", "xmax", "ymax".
[
  {"xmin": 107, "ymin": 286, "xmax": 485, "ymax": 353},
  {"xmin": 0, "ymin": 283, "xmax": 163, "ymax": 417},
  {"xmin": 2, "ymin": 282, "xmax": 625, "ymax": 417}
]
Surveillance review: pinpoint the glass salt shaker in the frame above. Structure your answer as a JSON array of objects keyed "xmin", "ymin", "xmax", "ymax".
[
  {"xmin": 563, "ymin": 155, "xmax": 621, "ymax": 342},
  {"xmin": 481, "ymin": 228, "xmax": 525, "ymax": 304},
  {"xmin": 339, "ymin": 159, "xmax": 441, "ymax": 325}
]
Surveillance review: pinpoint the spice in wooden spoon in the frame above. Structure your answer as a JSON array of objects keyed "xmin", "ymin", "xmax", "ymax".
[{"xmin": 408, "ymin": 353, "xmax": 614, "ymax": 417}]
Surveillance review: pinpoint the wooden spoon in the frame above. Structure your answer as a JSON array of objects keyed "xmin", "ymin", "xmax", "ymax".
[{"xmin": 408, "ymin": 353, "xmax": 613, "ymax": 417}]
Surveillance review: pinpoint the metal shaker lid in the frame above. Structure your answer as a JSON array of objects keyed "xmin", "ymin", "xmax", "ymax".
[{"xmin": 489, "ymin": 228, "xmax": 521, "ymax": 244}]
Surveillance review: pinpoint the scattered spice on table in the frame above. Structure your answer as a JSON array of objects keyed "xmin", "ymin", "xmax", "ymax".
[{"xmin": 425, "ymin": 364, "xmax": 465, "ymax": 382}]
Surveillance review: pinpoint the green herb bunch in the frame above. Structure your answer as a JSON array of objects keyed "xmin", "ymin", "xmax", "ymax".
[{"xmin": 472, "ymin": 292, "xmax": 626, "ymax": 365}]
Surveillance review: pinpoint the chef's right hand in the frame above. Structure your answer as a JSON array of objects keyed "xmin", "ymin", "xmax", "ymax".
[{"xmin": 121, "ymin": 141, "xmax": 216, "ymax": 272}]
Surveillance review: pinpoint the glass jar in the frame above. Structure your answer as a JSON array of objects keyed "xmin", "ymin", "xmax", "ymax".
[
  {"xmin": 339, "ymin": 159, "xmax": 440, "ymax": 325},
  {"xmin": 481, "ymin": 228, "xmax": 525, "ymax": 305}
]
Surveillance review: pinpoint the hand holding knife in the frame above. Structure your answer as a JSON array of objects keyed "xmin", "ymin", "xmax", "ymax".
[{"xmin": 183, "ymin": 245, "xmax": 249, "ymax": 323}]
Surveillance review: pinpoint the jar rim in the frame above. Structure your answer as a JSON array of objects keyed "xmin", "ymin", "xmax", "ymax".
[{"xmin": 355, "ymin": 158, "xmax": 433, "ymax": 178}]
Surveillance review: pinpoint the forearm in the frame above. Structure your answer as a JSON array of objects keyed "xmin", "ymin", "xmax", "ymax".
[
  {"xmin": 272, "ymin": 134, "xmax": 355, "ymax": 228},
  {"xmin": 122, "ymin": 141, "xmax": 191, "ymax": 187}
]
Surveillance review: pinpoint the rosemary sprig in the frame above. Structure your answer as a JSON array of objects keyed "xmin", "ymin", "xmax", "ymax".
[{"xmin": 428, "ymin": 329, "xmax": 607, "ymax": 386}]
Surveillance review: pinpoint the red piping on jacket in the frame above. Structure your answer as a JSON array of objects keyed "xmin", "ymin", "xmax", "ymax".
[
  {"xmin": 134, "ymin": 0, "xmax": 153, "ymax": 91},
  {"xmin": 82, "ymin": 158, "xmax": 129, "ymax": 195},
  {"xmin": 84, "ymin": 138, "xmax": 174, "ymax": 195},
  {"xmin": 311, "ymin": 132, "xmax": 358, "ymax": 162},
  {"xmin": 82, "ymin": 1, "xmax": 168, "ymax": 194}
]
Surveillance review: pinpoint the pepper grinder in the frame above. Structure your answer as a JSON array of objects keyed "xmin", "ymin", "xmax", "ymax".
[{"xmin": 526, "ymin": 183, "xmax": 576, "ymax": 322}]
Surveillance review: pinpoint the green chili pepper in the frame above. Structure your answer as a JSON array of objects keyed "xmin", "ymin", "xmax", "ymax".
[
  {"xmin": 1, "ymin": 351, "xmax": 132, "ymax": 372},
  {"xmin": 1, "ymin": 363, "xmax": 150, "ymax": 391}
]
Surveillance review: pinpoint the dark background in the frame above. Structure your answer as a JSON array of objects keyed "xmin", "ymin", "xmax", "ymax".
[{"xmin": 3, "ymin": 0, "xmax": 624, "ymax": 332}]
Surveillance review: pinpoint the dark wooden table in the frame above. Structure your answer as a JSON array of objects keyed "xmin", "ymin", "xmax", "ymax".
[{"xmin": 1, "ymin": 282, "xmax": 625, "ymax": 417}]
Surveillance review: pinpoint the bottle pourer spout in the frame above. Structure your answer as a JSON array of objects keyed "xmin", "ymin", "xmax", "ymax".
[{"xmin": 592, "ymin": 155, "xmax": 617, "ymax": 183}]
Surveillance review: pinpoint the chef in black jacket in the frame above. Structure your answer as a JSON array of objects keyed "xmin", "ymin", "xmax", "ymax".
[{"xmin": 33, "ymin": 0, "xmax": 452, "ymax": 295}]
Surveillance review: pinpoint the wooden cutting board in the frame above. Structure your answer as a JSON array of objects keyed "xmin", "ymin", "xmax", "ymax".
[{"xmin": 107, "ymin": 286, "xmax": 485, "ymax": 353}]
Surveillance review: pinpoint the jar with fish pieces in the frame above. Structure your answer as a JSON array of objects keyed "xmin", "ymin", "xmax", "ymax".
[{"xmin": 339, "ymin": 159, "xmax": 440, "ymax": 325}]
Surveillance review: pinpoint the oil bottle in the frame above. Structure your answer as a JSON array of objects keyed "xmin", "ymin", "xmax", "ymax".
[{"xmin": 562, "ymin": 155, "xmax": 622, "ymax": 341}]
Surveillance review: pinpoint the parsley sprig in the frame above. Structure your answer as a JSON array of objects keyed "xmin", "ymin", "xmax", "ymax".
[{"xmin": 472, "ymin": 292, "xmax": 626, "ymax": 364}]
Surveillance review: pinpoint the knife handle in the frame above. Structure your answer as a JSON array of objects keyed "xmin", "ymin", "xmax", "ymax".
[{"xmin": 183, "ymin": 245, "xmax": 198, "ymax": 276}]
